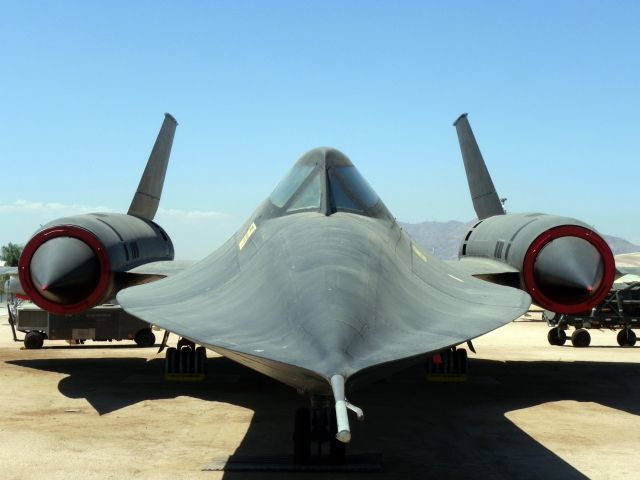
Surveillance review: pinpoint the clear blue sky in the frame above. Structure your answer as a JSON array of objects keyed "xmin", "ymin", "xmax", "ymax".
[{"xmin": 1, "ymin": 1, "xmax": 638, "ymax": 259}]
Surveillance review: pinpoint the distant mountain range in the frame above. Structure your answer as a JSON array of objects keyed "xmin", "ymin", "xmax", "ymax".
[{"xmin": 400, "ymin": 220, "xmax": 640, "ymax": 260}]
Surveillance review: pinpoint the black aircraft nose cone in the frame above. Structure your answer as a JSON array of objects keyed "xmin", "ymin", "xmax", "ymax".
[
  {"xmin": 29, "ymin": 237, "xmax": 101, "ymax": 305},
  {"xmin": 533, "ymin": 236, "xmax": 604, "ymax": 304}
]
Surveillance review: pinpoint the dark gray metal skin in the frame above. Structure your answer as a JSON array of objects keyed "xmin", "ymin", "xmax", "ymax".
[
  {"xmin": 459, "ymin": 213, "xmax": 594, "ymax": 273},
  {"xmin": 453, "ymin": 114, "xmax": 505, "ymax": 220},
  {"xmin": 21, "ymin": 213, "xmax": 175, "ymax": 310},
  {"xmin": 35, "ymin": 213, "xmax": 174, "ymax": 273},
  {"xmin": 118, "ymin": 148, "xmax": 530, "ymax": 396},
  {"xmin": 128, "ymin": 113, "xmax": 177, "ymax": 221}
]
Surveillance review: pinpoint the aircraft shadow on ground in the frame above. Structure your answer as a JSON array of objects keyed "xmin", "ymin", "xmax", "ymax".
[{"xmin": 8, "ymin": 355, "xmax": 640, "ymax": 480}]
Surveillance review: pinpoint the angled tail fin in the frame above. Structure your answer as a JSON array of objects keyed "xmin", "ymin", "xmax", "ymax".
[
  {"xmin": 128, "ymin": 113, "xmax": 178, "ymax": 220},
  {"xmin": 453, "ymin": 113, "xmax": 504, "ymax": 219}
]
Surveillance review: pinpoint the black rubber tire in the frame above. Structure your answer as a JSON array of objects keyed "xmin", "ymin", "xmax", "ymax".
[
  {"xmin": 134, "ymin": 328, "xmax": 156, "ymax": 348},
  {"xmin": 626, "ymin": 329, "xmax": 637, "ymax": 346},
  {"xmin": 547, "ymin": 327, "xmax": 567, "ymax": 346},
  {"xmin": 456, "ymin": 348, "xmax": 469, "ymax": 374},
  {"xmin": 557, "ymin": 328, "xmax": 567, "ymax": 345},
  {"xmin": 571, "ymin": 328, "xmax": 591, "ymax": 348},
  {"xmin": 293, "ymin": 408, "xmax": 311, "ymax": 464},
  {"xmin": 179, "ymin": 346, "xmax": 194, "ymax": 374},
  {"xmin": 165, "ymin": 347, "xmax": 177, "ymax": 374},
  {"xmin": 446, "ymin": 349, "xmax": 454, "ymax": 374},
  {"xmin": 329, "ymin": 408, "xmax": 347, "ymax": 464},
  {"xmin": 426, "ymin": 356, "xmax": 434, "ymax": 375},
  {"xmin": 24, "ymin": 331, "xmax": 44, "ymax": 349},
  {"xmin": 617, "ymin": 329, "xmax": 637, "ymax": 347},
  {"xmin": 195, "ymin": 346, "xmax": 207, "ymax": 374}
]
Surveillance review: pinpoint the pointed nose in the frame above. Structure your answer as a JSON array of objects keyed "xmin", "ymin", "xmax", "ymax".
[
  {"xmin": 533, "ymin": 236, "xmax": 604, "ymax": 304},
  {"xmin": 29, "ymin": 237, "xmax": 101, "ymax": 305}
]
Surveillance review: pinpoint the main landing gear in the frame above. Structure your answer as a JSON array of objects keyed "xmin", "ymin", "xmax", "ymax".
[
  {"xmin": 543, "ymin": 281, "xmax": 640, "ymax": 348},
  {"xmin": 164, "ymin": 338, "xmax": 207, "ymax": 378},
  {"xmin": 547, "ymin": 326, "xmax": 639, "ymax": 347},
  {"xmin": 547, "ymin": 327, "xmax": 592, "ymax": 347},
  {"xmin": 425, "ymin": 346, "xmax": 469, "ymax": 380}
]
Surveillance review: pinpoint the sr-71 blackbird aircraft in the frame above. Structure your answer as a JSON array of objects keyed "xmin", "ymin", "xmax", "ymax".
[{"xmin": 14, "ymin": 113, "xmax": 618, "ymax": 462}]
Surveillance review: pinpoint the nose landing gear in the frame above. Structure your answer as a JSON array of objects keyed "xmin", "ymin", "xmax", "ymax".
[{"xmin": 293, "ymin": 397, "xmax": 348, "ymax": 465}]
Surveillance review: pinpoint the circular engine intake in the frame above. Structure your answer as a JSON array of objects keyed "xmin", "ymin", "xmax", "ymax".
[
  {"xmin": 522, "ymin": 225, "xmax": 615, "ymax": 314},
  {"xmin": 18, "ymin": 225, "xmax": 112, "ymax": 315}
]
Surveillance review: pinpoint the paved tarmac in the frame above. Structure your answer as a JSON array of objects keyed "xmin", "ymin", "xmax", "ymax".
[{"xmin": 0, "ymin": 309, "xmax": 639, "ymax": 480}]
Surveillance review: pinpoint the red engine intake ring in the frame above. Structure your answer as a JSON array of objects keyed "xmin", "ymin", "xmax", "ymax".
[
  {"xmin": 522, "ymin": 225, "xmax": 615, "ymax": 315},
  {"xmin": 18, "ymin": 225, "xmax": 112, "ymax": 315}
]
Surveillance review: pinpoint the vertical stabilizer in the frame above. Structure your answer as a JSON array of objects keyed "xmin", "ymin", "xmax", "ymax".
[
  {"xmin": 453, "ymin": 113, "xmax": 504, "ymax": 219},
  {"xmin": 128, "ymin": 113, "xmax": 178, "ymax": 220}
]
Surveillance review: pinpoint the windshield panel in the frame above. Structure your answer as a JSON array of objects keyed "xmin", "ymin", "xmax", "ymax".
[
  {"xmin": 287, "ymin": 173, "xmax": 321, "ymax": 212},
  {"xmin": 270, "ymin": 164, "xmax": 314, "ymax": 208},
  {"xmin": 335, "ymin": 166, "xmax": 379, "ymax": 208},
  {"xmin": 329, "ymin": 169, "xmax": 362, "ymax": 212},
  {"xmin": 328, "ymin": 166, "xmax": 380, "ymax": 214}
]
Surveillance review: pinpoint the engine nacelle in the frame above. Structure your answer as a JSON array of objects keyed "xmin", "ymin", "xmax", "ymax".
[
  {"xmin": 459, "ymin": 213, "xmax": 615, "ymax": 314},
  {"xmin": 18, "ymin": 213, "xmax": 174, "ymax": 315}
]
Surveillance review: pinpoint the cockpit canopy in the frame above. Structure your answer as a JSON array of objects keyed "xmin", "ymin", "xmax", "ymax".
[{"xmin": 267, "ymin": 148, "xmax": 390, "ymax": 219}]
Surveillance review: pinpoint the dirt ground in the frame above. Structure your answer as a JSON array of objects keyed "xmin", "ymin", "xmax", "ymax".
[{"xmin": 1, "ymin": 310, "xmax": 639, "ymax": 480}]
